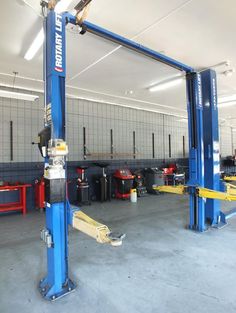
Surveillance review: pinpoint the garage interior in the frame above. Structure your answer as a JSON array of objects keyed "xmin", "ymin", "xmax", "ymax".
[{"xmin": 1, "ymin": 1, "xmax": 236, "ymax": 313}]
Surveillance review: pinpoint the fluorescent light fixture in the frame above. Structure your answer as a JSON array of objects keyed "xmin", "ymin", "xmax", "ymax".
[
  {"xmin": 24, "ymin": 0, "xmax": 73, "ymax": 61},
  {"xmin": 0, "ymin": 90, "xmax": 39, "ymax": 101},
  {"xmin": 24, "ymin": 28, "xmax": 44, "ymax": 61},
  {"xmin": 178, "ymin": 118, "xmax": 188, "ymax": 123},
  {"xmin": 218, "ymin": 101, "xmax": 236, "ymax": 108},
  {"xmin": 218, "ymin": 94, "xmax": 236, "ymax": 104},
  {"xmin": 149, "ymin": 77, "xmax": 183, "ymax": 92}
]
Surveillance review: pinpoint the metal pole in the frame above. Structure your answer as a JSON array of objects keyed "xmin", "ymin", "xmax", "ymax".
[
  {"xmin": 201, "ymin": 69, "xmax": 221, "ymax": 226},
  {"xmin": 39, "ymin": 10, "xmax": 75, "ymax": 301},
  {"xmin": 186, "ymin": 72, "xmax": 206, "ymax": 231}
]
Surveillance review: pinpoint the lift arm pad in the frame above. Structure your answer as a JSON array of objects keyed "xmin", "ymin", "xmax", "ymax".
[{"xmin": 72, "ymin": 211, "xmax": 125, "ymax": 246}]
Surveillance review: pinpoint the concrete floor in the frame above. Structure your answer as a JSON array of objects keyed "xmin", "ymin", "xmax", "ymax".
[{"xmin": 1, "ymin": 195, "xmax": 236, "ymax": 313}]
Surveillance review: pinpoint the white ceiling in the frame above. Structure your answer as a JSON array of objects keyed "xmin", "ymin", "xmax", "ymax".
[{"xmin": 0, "ymin": 0, "xmax": 236, "ymax": 123}]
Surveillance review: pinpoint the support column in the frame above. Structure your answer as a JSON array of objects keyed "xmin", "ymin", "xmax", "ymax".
[
  {"xmin": 201, "ymin": 69, "xmax": 220, "ymax": 226},
  {"xmin": 186, "ymin": 72, "xmax": 206, "ymax": 231},
  {"xmin": 39, "ymin": 9, "xmax": 75, "ymax": 301}
]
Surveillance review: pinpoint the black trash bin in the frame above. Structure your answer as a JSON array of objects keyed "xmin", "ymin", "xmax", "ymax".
[{"xmin": 143, "ymin": 168, "xmax": 164, "ymax": 194}]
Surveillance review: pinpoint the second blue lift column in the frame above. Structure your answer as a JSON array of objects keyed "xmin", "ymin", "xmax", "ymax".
[
  {"xmin": 186, "ymin": 72, "xmax": 206, "ymax": 231},
  {"xmin": 201, "ymin": 69, "xmax": 221, "ymax": 226}
]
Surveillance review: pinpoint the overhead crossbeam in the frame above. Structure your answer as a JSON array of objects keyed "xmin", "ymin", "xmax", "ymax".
[{"xmin": 64, "ymin": 13, "xmax": 194, "ymax": 73}]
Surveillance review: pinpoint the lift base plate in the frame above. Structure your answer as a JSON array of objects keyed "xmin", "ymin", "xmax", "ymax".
[{"xmin": 39, "ymin": 277, "xmax": 76, "ymax": 301}]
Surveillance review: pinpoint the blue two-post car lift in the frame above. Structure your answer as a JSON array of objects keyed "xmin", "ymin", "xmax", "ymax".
[{"xmin": 38, "ymin": 0, "xmax": 233, "ymax": 301}]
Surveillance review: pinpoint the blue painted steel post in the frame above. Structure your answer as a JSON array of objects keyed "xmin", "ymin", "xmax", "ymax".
[
  {"xmin": 39, "ymin": 9, "xmax": 75, "ymax": 300},
  {"xmin": 186, "ymin": 72, "xmax": 206, "ymax": 231},
  {"xmin": 201, "ymin": 69, "xmax": 221, "ymax": 226}
]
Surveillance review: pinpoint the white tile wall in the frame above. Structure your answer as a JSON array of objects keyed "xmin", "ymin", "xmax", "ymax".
[{"xmin": 0, "ymin": 93, "xmax": 233, "ymax": 162}]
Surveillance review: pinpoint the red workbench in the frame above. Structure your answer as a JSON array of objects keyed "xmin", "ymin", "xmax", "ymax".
[{"xmin": 0, "ymin": 184, "xmax": 31, "ymax": 215}]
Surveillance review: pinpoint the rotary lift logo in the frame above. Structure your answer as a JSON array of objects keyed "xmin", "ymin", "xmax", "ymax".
[
  {"xmin": 55, "ymin": 13, "xmax": 63, "ymax": 73},
  {"xmin": 197, "ymin": 74, "xmax": 202, "ymax": 108}
]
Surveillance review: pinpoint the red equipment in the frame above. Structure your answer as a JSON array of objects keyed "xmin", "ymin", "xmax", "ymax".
[
  {"xmin": 163, "ymin": 163, "xmax": 177, "ymax": 175},
  {"xmin": 0, "ymin": 183, "xmax": 31, "ymax": 215},
  {"xmin": 114, "ymin": 169, "xmax": 134, "ymax": 199},
  {"xmin": 163, "ymin": 163, "xmax": 185, "ymax": 186},
  {"xmin": 163, "ymin": 167, "xmax": 174, "ymax": 175},
  {"xmin": 168, "ymin": 163, "xmax": 177, "ymax": 173},
  {"xmin": 35, "ymin": 177, "xmax": 45, "ymax": 210}
]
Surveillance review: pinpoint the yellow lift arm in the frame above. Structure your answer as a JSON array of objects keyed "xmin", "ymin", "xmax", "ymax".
[
  {"xmin": 224, "ymin": 176, "xmax": 236, "ymax": 182},
  {"xmin": 153, "ymin": 184, "xmax": 236, "ymax": 201},
  {"xmin": 226, "ymin": 183, "xmax": 236, "ymax": 196},
  {"xmin": 197, "ymin": 187, "xmax": 236, "ymax": 201},
  {"xmin": 72, "ymin": 210, "xmax": 125, "ymax": 247},
  {"xmin": 154, "ymin": 185, "xmax": 186, "ymax": 195}
]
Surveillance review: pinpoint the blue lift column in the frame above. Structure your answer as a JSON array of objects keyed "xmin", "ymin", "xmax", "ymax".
[
  {"xmin": 186, "ymin": 72, "xmax": 206, "ymax": 232},
  {"xmin": 38, "ymin": 9, "xmax": 75, "ymax": 300},
  {"xmin": 201, "ymin": 69, "xmax": 221, "ymax": 226}
]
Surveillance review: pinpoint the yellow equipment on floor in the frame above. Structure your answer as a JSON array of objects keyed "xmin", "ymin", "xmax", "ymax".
[{"xmin": 72, "ymin": 210, "xmax": 125, "ymax": 246}]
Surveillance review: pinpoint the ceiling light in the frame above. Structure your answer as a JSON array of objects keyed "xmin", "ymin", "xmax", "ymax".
[
  {"xmin": 218, "ymin": 101, "xmax": 236, "ymax": 108},
  {"xmin": 218, "ymin": 94, "xmax": 236, "ymax": 104},
  {"xmin": 24, "ymin": 0, "xmax": 73, "ymax": 61},
  {"xmin": 149, "ymin": 77, "xmax": 183, "ymax": 92},
  {"xmin": 0, "ymin": 90, "xmax": 39, "ymax": 101},
  {"xmin": 24, "ymin": 28, "xmax": 44, "ymax": 60},
  {"xmin": 178, "ymin": 118, "xmax": 188, "ymax": 123}
]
